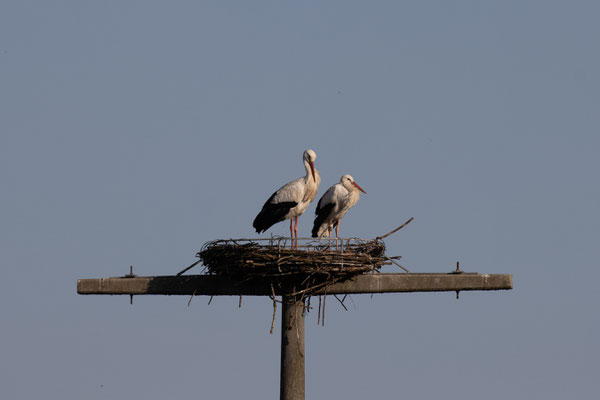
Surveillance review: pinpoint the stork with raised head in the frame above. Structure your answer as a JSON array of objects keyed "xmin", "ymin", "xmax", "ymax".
[
  {"xmin": 311, "ymin": 174, "xmax": 366, "ymax": 244},
  {"xmin": 253, "ymin": 149, "xmax": 321, "ymax": 247}
]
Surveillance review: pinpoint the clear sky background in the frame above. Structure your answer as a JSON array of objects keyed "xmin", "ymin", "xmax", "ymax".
[{"xmin": 2, "ymin": 1, "xmax": 599, "ymax": 399}]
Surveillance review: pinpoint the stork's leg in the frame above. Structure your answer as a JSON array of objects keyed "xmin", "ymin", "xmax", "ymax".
[
  {"xmin": 335, "ymin": 221, "xmax": 340, "ymax": 251},
  {"xmin": 290, "ymin": 218, "xmax": 294, "ymax": 247},
  {"xmin": 294, "ymin": 216, "xmax": 299, "ymax": 249}
]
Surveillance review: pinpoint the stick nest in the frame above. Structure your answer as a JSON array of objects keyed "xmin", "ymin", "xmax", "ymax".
[{"xmin": 197, "ymin": 237, "xmax": 388, "ymax": 283}]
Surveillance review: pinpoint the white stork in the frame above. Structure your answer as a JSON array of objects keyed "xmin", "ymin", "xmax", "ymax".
[
  {"xmin": 253, "ymin": 149, "xmax": 321, "ymax": 247},
  {"xmin": 311, "ymin": 174, "xmax": 366, "ymax": 241}
]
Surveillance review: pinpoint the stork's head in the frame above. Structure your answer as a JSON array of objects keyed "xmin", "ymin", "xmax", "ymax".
[
  {"xmin": 303, "ymin": 149, "xmax": 317, "ymax": 163},
  {"xmin": 340, "ymin": 174, "xmax": 366, "ymax": 194},
  {"xmin": 303, "ymin": 149, "xmax": 317, "ymax": 180}
]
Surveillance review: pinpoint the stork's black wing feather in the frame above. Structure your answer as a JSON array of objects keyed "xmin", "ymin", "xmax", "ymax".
[
  {"xmin": 252, "ymin": 192, "xmax": 297, "ymax": 233},
  {"xmin": 311, "ymin": 202, "xmax": 335, "ymax": 237}
]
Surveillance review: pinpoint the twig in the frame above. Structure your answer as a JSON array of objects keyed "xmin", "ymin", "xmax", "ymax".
[
  {"xmin": 385, "ymin": 257, "xmax": 411, "ymax": 273},
  {"xmin": 176, "ymin": 259, "xmax": 202, "ymax": 276},
  {"xmin": 187, "ymin": 290, "xmax": 196, "ymax": 307},
  {"xmin": 322, "ymin": 293, "xmax": 327, "ymax": 326},
  {"xmin": 376, "ymin": 217, "xmax": 414, "ymax": 240},
  {"xmin": 317, "ymin": 295, "xmax": 322, "ymax": 325},
  {"xmin": 270, "ymin": 283, "xmax": 276, "ymax": 298},
  {"xmin": 239, "ymin": 295, "xmax": 243, "ymax": 308},
  {"xmin": 269, "ymin": 284, "xmax": 278, "ymax": 334},
  {"xmin": 270, "ymin": 298, "xmax": 277, "ymax": 335},
  {"xmin": 333, "ymin": 294, "xmax": 348, "ymax": 311},
  {"xmin": 207, "ymin": 295, "xmax": 213, "ymax": 305}
]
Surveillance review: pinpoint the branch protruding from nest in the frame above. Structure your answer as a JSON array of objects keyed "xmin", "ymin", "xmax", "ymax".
[{"xmin": 376, "ymin": 217, "xmax": 414, "ymax": 241}]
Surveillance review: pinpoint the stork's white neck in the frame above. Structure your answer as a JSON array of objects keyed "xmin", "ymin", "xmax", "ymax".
[{"xmin": 303, "ymin": 159, "xmax": 317, "ymax": 182}]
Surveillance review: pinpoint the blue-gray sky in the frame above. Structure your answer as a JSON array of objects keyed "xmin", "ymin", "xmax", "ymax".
[{"xmin": 2, "ymin": 1, "xmax": 599, "ymax": 399}]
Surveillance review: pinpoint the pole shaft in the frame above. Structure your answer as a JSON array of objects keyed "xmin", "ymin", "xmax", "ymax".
[{"xmin": 280, "ymin": 295, "xmax": 305, "ymax": 400}]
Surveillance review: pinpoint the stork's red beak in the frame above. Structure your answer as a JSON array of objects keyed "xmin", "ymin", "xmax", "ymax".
[
  {"xmin": 309, "ymin": 161, "xmax": 316, "ymax": 181},
  {"xmin": 352, "ymin": 181, "xmax": 366, "ymax": 194}
]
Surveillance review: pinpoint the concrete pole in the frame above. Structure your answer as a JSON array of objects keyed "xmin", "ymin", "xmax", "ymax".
[{"xmin": 280, "ymin": 295, "xmax": 305, "ymax": 400}]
